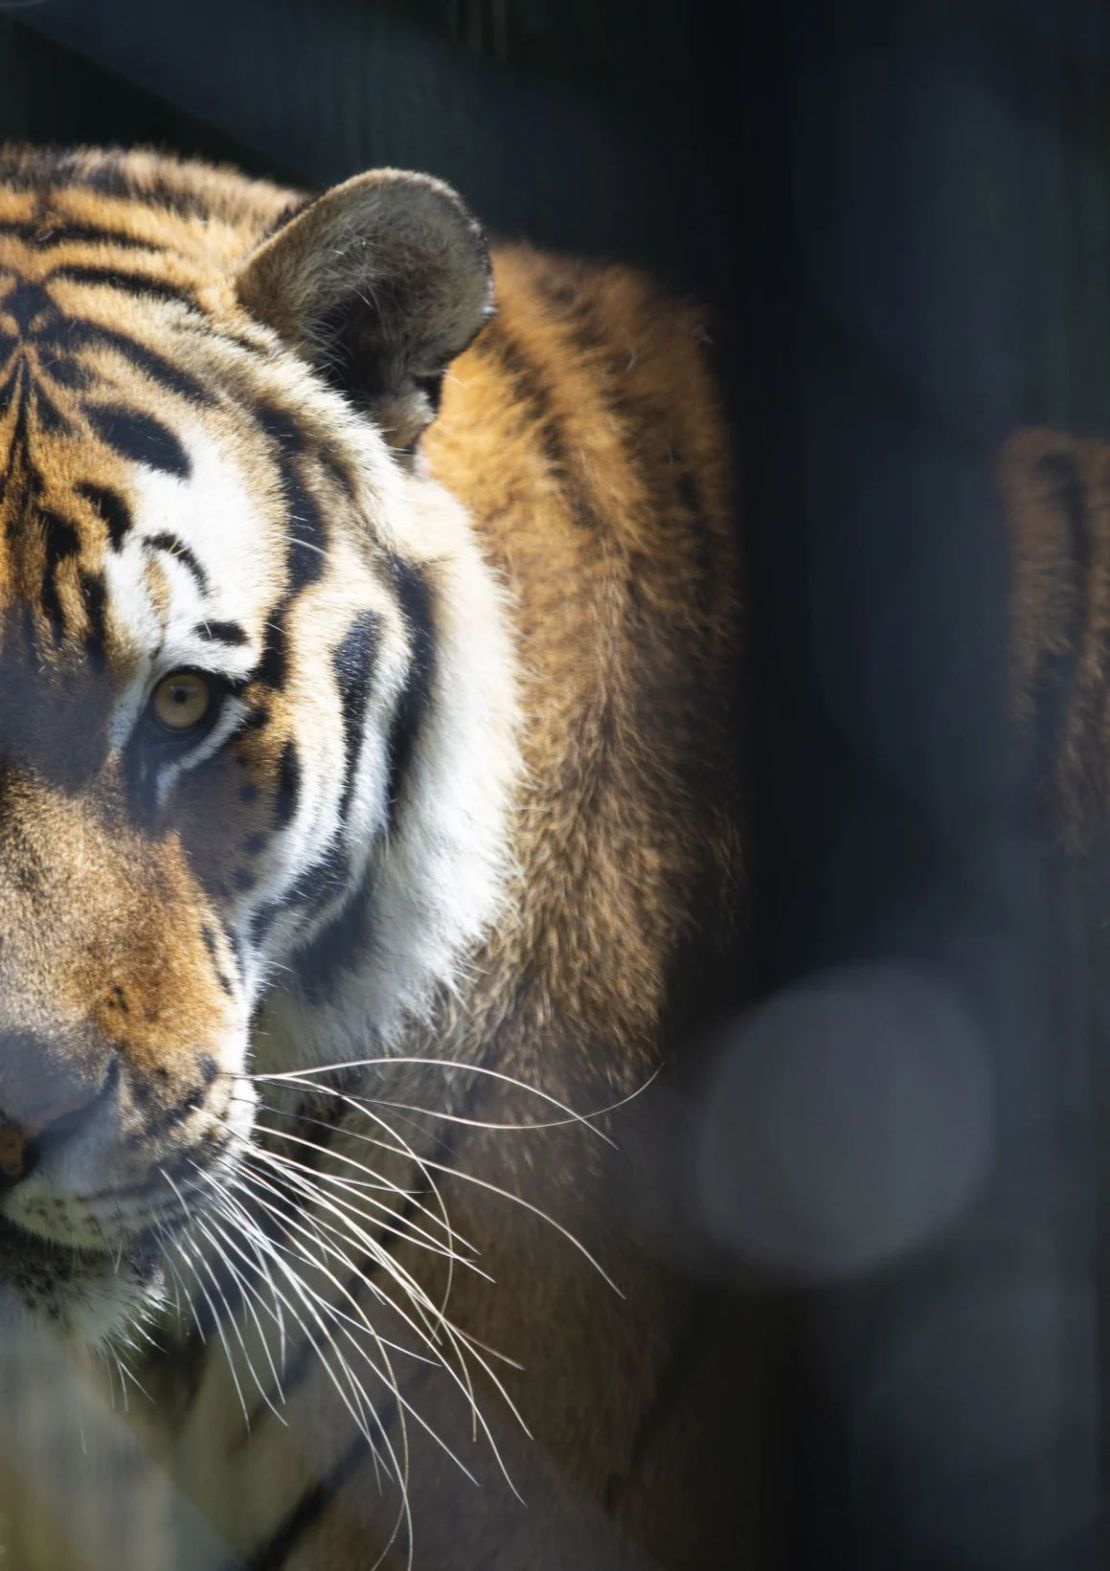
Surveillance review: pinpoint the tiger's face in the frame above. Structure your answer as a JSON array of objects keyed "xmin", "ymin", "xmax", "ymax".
[{"xmin": 0, "ymin": 151, "xmax": 517, "ymax": 1343}]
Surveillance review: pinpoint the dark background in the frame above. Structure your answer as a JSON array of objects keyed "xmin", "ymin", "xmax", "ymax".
[{"xmin": 1, "ymin": 2, "xmax": 1108, "ymax": 1567}]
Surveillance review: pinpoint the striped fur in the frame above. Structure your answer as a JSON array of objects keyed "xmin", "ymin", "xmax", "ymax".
[{"xmin": 0, "ymin": 148, "xmax": 744, "ymax": 1570}]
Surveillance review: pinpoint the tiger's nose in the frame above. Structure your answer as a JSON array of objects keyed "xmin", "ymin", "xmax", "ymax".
[{"xmin": 0, "ymin": 1037, "xmax": 119, "ymax": 1189}]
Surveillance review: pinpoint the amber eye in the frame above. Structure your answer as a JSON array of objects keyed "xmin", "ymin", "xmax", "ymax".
[{"xmin": 151, "ymin": 671, "xmax": 212, "ymax": 732}]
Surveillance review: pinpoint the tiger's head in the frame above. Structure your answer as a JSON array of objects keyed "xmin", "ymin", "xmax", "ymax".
[{"xmin": 0, "ymin": 149, "xmax": 518, "ymax": 1343}]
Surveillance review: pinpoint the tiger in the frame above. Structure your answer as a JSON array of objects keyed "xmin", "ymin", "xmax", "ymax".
[{"xmin": 0, "ymin": 145, "xmax": 748, "ymax": 1571}]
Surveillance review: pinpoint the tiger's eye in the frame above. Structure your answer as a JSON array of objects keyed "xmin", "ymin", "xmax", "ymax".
[{"xmin": 152, "ymin": 671, "xmax": 211, "ymax": 731}]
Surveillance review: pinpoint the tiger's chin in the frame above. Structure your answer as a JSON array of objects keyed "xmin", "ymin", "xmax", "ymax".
[{"xmin": 0, "ymin": 1214, "xmax": 169, "ymax": 1347}]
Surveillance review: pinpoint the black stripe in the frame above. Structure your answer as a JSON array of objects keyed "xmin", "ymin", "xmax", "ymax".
[
  {"xmin": 1, "ymin": 276, "xmax": 51, "ymax": 333},
  {"xmin": 250, "ymin": 899, "xmax": 284, "ymax": 947},
  {"xmin": 79, "ymin": 570, "xmax": 108, "ymax": 664},
  {"xmin": 32, "ymin": 382, "xmax": 75, "ymax": 436},
  {"xmin": 290, "ymin": 838, "xmax": 350, "ymax": 916},
  {"xmin": 45, "ymin": 357, "xmax": 92, "ymax": 391},
  {"xmin": 0, "ymin": 363, "xmax": 24, "ymax": 477},
  {"xmin": 256, "ymin": 615, "xmax": 288, "ymax": 691},
  {"xmin": 86, "ymin": 403, "xmax": 190, "ymax": 478},
  {"xmin": 534, "ymin": 272, "xmax": 717, "ymax": 598},
  {"xmin": 234, "ymin": 1374, "xmax": 377, "ymax": 1571},
  {"xmin": 40, "ymin": 507, "xmax": 80, "ymax": 562},
  {"xmin": 76, "ymin": 481, "xmax": 132, "ymax": 549},
  {"xmin": 0, "ymin": 149, "xmax": 94, "ymax": 192},
  {"xmin": 291, "ymin": 871, "xmax": 374, "ymax": 1004},
  {"xmin": 414, "ymin": 371, "xmax": 444, "ymax": 416},
  {"xmin": 46, "ymin": 263, "xmax": 199, "ymax": 311},
  {"xmin": 273, "ymin": 739, "xmax": 301, "ymax": 832},
  {"xmin": 200, "ymin": 924, "xmax": 234, "ymax": 998},
  {"xmin": 59, "ymin": 157, "xmax": 217, "ymax": 221},
  {"xmin": 195, "ymin": 619, "xmax": 248, "ymax": 646},
  {"xmin": 282, "ymin": 554, "xmax": 450, "ymax": 1002},
  {"xmin": 384, "ymin": 557, "xmax": 436, "ymax": 832},
  {"xmin": 207, "ymin": 327, "xmax": 269, "ymax": 358},
  {"xmin": 257, "ymin": 404, "xmax": 328, "ymax": 591},
  {"xmin": 333, "ymin": 611, "xmax": 380, "ymax": 827},
  {"xmin": 250, "ymin": 405, "xmax": 330, "ymax": 700},
  {"xmin": 226, "ymin": 925, "xmax": 245, "ymax": 978},
  {"xmin": 474, "ymin": 313, "xmax": 606, "ymax": 532},
  {"xmin": 39, "ymin": 564, "xmax": 65, "ymax": 642},
  {"xmin": 146, "ymin": 532, "xmax": 207, "ymax": 591},
  {"xmin": 123, "ymin": 734, "xmax": 155, "ymax": 823},
  {"xmin": 0, "ymin": 218, "xmax": 161, "ymax": 252},
  {"xmin": 530, "ymin": 266, "xmax": 592, "ymax": 327},
  {"xmin": 39, "ymin": 316, "xmax": 215, "ymax": 406},
  {"xmin": 85, "ymin": 322, "xmax": 214, "ymax": 406},
  {"xmin": 314, "ymin": 441, "xmax": 361, "ymax": 505},
  {"xmin": 2, "ymin": 364, "xmax": 33, "ymax": 522},
  {"xmin": 37, "ymin": 507, "xmax": 80, "ymax": 643}
]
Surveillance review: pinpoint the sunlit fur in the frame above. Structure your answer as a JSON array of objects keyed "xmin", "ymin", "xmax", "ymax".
[
  {"xmin": 1001, "ymin": 427, "xmax": 1110, "ymax": 847},
  {"xmin": 0, "ymin": 148, "xmax": 743, "ymax": 1571}
]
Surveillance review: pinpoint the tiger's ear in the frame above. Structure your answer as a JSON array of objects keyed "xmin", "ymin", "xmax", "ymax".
[{"xmin": 236, "ymin": 170, "xmax": 493, "ymax": 452}]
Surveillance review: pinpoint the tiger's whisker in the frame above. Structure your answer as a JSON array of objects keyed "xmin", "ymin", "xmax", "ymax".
[
  {"xmin": 245, "ymin": 1125, "xmax": 488, "ymax": 1273},
  {"xmin": 227, "ymin": 1158, "xmax": 530, "ymax": 1489},
  {"xmin": 220, "ymin": 1166, "xmax": 495, "ymax": 1495}
]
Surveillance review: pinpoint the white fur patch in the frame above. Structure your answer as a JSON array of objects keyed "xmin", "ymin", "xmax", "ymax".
[{"xmin": 257, "ymin": 470, "xmax": 521, "ymax": 1067}]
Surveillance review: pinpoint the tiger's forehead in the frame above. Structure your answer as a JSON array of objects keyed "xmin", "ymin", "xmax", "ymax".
[
  {"xmin": 0, "ymin": 223, "xmax": 304, "ymax": 651},
  {"xmin": 0, "ymin": 372, "xmax": 282, "ymax": 662},
  {"xmin": 0, "ymin": 400, "xmax": 276, "ymax": 784},
  {"xmin": 0, "ymin": 170, "xmax": 401, "ymax": 733}
]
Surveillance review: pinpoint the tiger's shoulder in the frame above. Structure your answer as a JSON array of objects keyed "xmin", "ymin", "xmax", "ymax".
[
  {"xmin": 438, "ymin": 239, "xmax": 734, "ymax": 588},
  {"xmin": 424, "ymin": 240, "xmax": 743, "ymax": 1073}
]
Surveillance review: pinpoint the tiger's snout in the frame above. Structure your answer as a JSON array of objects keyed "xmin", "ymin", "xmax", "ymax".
[{"xmin": 0, "ymin": 1032, "xmax": 119, "ymax": 1191}]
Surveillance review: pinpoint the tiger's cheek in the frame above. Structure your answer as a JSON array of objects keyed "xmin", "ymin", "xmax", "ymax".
[
  {"xmin": 77, "ymin": 853, "xmax": 242, "ymax": 1066},
  {"xmin": 169, "ymin": 717, "xmax": 293, "ymax": 913},
  {"xmin": 84, "ymin": 953, "xmax": 233, "ymax": 1138}
]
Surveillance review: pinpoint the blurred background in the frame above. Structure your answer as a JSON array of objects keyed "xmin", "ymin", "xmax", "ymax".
[{"xmin": 1, "ymin": 0, "xmax": 1108, "ymax": 1567}]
